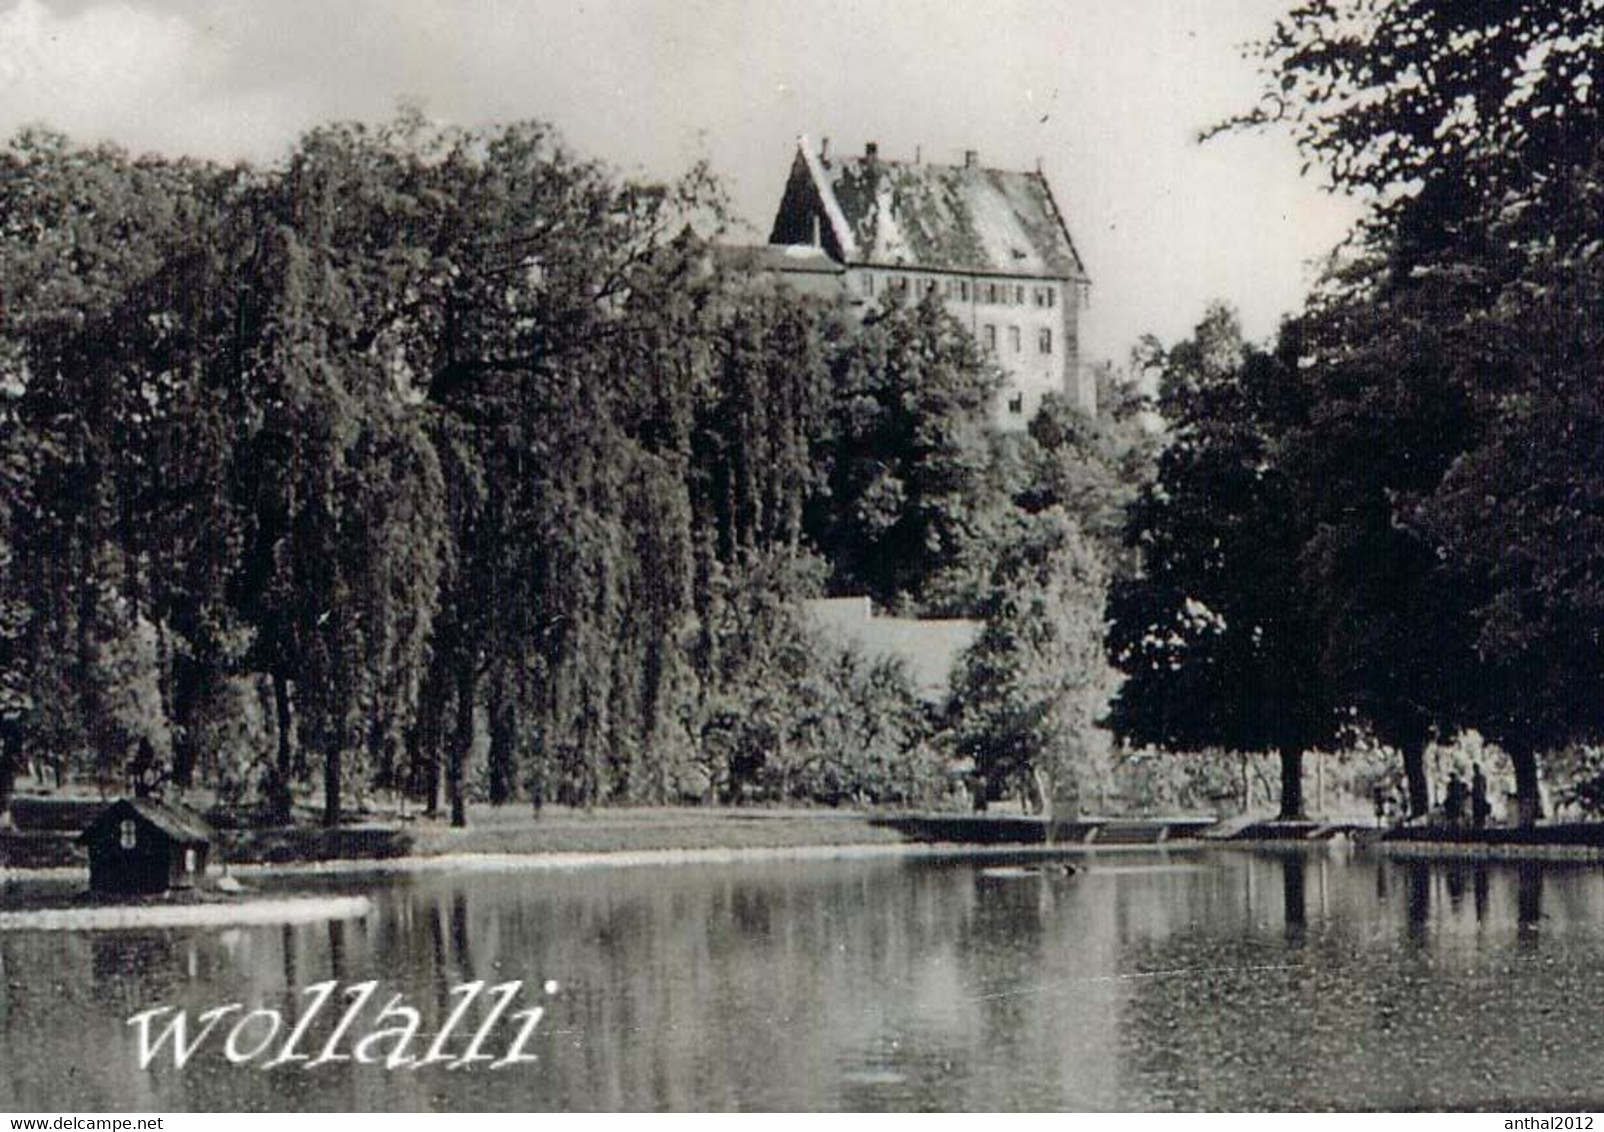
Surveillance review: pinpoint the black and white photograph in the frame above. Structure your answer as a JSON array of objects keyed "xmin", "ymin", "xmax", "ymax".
[{"xmin": 1, "ymin": 0, "xmax": 1603, "ymax": 1116}]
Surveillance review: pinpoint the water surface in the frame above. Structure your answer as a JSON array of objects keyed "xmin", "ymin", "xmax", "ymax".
[{"xmin": 2, "ymin": 848, "xmax": 1601, "ymax": 1110}]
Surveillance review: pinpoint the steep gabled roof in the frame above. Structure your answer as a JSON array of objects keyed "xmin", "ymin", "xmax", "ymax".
[
  {"xmin": 79, "ymin": 797, "xmax": 214, "ymax": 845},
  {"xmin": 775, "ymin": 137, "xmax": 1088, "ymax": 280}
]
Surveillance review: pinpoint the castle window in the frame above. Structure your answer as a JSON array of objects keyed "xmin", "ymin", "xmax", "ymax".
[
  {"xmin": 1044, "ymin": 287, "xmax": 1057, "ymax": 308},
  {"xmin": 1015, "ymin": 285, "xmax": 1026, "ymax": 305},
  {"xmin": 119, "ymin": 820, "xmax": 137, "ymax": 851},
  {"xmin": 959, "ymin": 280, "xmax": 970, "ymax": 302},
  {"xmin": 1009, "ymin": 326, "xmax": 1022, "ymax": 353},
  {"xmin": 862, "ymin": 273, "xmax": 875, "ymax": 297},
  {"xmin": 1007, "ymin": 393, "xmax": 1024, "ymax": 415},
  {"xmin": 983, "ymin": 325, "xmax": 997, "ymax": 351},
  {"xmin": 1038, "ymin": 327, "xmax": 1053, "ymax": 354}
]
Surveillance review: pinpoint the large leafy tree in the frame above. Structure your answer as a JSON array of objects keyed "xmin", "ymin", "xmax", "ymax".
[
  {"xmin": 1408, "ymin": 153, "xmax": 1604, "ymax": 824},
  {"xmin": 809, "ymin": 293, "xmax": 1004, "ymax": 616},
  {"xmin": 1228, "ymin": 0, "xmax": 1604, "ymax": 824},
  {"xmin": 1106, "ymin": 305, "xmax": 1336, "ymax": 819},
  {"xmin": 0, "ymin": 132, "xmax": 238, "ymax": 797},
  {"xmin": 1275, "ymin": 252, "xmax": 1483, "ymax": 818}
]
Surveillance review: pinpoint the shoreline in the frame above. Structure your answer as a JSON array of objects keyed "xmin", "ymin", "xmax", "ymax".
[
  {"xmin": 0, "ymin": 893, "xmax": 374, "ymax": 932},
  {"xmin": 2, "ymin": 838, "xmax": 1201, "ymax": 887}
]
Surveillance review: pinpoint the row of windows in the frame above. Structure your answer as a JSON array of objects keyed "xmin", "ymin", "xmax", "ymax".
[
  {"xmin": 982, "ymin": 324, "xmax": 1053, "ymax": 355},
  {"xmin": 860, "ymin": 273, "xmax": 1059, "ymax": 308}
]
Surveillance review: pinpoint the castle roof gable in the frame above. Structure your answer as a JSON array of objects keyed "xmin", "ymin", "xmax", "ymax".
[{"xmin": 785, "ymin": 138, "xmax": 1087, "ymax": 280}]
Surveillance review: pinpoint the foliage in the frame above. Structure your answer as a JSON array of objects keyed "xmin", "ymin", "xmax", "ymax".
[
  {"xmin": 809, "ymin": 292, "xmax": 1005, "ymax": 616},
  {"xmin": 1105, "ymin": 305, "xmax": 1336, "ymax": 818},
  {"xmin": 1225, "ymin": 0, "xmax": 1604, "ymax": 220},
  {"xmin": 0, "ymin": 115, "xmax": 984, "ymax": 826},
  {"xmin": 950, "ymin": 509, "xmax": 1117, "ymax": 815}
]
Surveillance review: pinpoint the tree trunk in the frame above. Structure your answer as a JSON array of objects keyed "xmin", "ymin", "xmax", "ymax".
[
  {"xmin": 487, "ymin": 697, "xmax": 516, "ymax": 806},
  {"xmin": 269, "ymin": 670, "xmax": 295, "ymax": 824},
  {"xmin": 169, "ymin": 651, "xmax": 206, "ymax": 791},
  {"xmin": 1277, "ymin": 748, "xmax": 1305, "ymax": 821},
  {"xmin": 448, "ymin": 664, "xmax": 474, "ymax": 828},
  {"xmin": 0, "ymin": 727, "xmax": 19, "ymax": 827},
  {"xmin": 323, "ymin": 740, "xmax": 341, "ymax": 828},
  {"xmin": 1401, "ymin": 735, "xmax": 1430, "ymax": 819},
  {"xmin": 1509, "ymin": 743, "xmax": 1542, "ymax": 828}
]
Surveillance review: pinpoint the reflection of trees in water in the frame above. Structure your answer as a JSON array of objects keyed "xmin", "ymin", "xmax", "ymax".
[
  {"xmin": 1444, "ymin": 861, "xmax": 1468, "ymax": 910},
  {"xmin": 1115, "ymin": 855, "xmax": 1604, "ymax": 1108},
  {"xmin": 1282, "ymin": 854, "xmax": 1307, "ymax": 943},
  {"xmin": 18, "ymin": 856, "xmax": 1604, "ymax": 1111},
  {"xmin": 1517, "ymin": 864, "xmax": 1544, "ymax": 946},
  {"xmin": 90, "ymin": 933, "xmax": 175, "ymax": 989},
  {"xmin": 1404, "ymin": 860, "xmax": 1431, "ymax": 945}
]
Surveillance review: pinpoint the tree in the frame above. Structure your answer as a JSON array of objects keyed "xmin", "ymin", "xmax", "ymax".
[
  {"xmin": 809, "ymin": 292, "xmax": 1004, "ymax": 616},
  {"xmin": 0, "ymin": 131, "xmax": 236, "ymax": 801},
  {"xmin": 1106, "ymin": 305, "xmax": 1336, "ymax": 819},
  {"xmin": 950, "ymin": 509, "xmax": 1116, "ymax": 815},
  {"xmin": 1228, "ymin": 0, "xmax": 1604, "ymax": 224},
  {"xmin": 1227, "ymin": 1, "xmax": 1604, "ymax": 825},
  {"xmin": 1275, "ymin": 252, "xmax": 1483, "ymax": 818},
  {"xmin": 1407, "ymin": 154, "xmax": 1604, "ymax": 824}
]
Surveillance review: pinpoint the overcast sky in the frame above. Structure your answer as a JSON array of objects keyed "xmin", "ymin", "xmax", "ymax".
[{"xmin": 0, "ymin": 0, "xmax": 1364, "ymax": 362}]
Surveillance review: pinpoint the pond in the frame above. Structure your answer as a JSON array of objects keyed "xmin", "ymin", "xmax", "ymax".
[{"xmin": 3, "ymin": 848, "xmax": 1603, "ymax": 1111}]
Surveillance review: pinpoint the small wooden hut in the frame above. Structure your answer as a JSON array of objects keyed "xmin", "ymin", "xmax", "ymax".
[{"xmin": 79, "ymin": 798, "xmax": 214, "ymax": 895}]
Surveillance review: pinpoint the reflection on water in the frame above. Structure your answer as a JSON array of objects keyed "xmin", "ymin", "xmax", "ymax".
[{"xmin": 5, "ymin": 849, "xmax": 1604, "ymax": 1110}]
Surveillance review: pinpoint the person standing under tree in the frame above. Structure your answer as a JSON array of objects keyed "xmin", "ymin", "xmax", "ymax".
[
  {"xmin": 1471, "ymin": 764, "xmax": 1491, "ymax": 830},
  {"xmin": 1445, "ymin": 771, "xmax": 1466, "ymax": 828}
]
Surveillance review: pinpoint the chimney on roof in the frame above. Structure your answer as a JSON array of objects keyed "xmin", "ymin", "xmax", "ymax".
[
  {"xmin": 865, "ymin": 141, "xmax": 879, "ymax": 162},
  {"xmin": 964, "ymin": 149, "xmax": 979, "ymax": 169}
]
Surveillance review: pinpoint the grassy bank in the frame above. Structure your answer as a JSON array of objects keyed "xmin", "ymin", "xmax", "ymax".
[{"xmin": 4, "ymin": 805, "xmax": 1064, "ymax": 872}]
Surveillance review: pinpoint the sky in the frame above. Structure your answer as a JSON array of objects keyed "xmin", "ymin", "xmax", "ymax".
[{"xmin": 0, "ymin": 0, "xmax": 1366, "ymax": 363}]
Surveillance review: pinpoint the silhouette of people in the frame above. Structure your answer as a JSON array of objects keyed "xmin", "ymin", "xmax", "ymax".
[
  {"xmin": 1471, "ymin": 763, "xmax": 1491, "ymax": 830},
  {"xmin": 1444, "ymin": 771, "xmax": 1467, "ymax": 828}
]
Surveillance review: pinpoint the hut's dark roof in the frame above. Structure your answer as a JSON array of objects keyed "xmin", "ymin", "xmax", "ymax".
[{"xmin": 79, "ymin": 798, "xmax": 214, "ymax": 845}]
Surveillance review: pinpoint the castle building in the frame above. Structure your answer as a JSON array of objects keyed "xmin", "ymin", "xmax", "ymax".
[{"xmin": 759, "ymin": 136, "xmax": 1093, "ymax": 425}]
